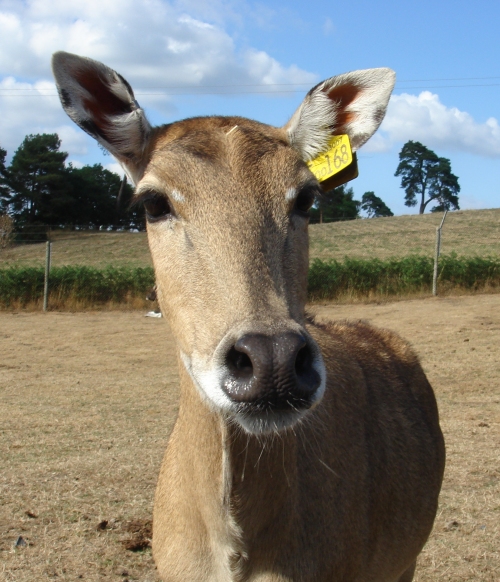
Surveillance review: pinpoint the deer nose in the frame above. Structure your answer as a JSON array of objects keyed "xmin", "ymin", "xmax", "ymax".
[{"xmin": 222, "ymin": 332, "xmax": 321, "ymax": 408}]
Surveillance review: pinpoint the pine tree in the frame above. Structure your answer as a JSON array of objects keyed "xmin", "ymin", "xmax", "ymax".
[
  {"xmin": 8, "ymin": 134, "xmax": 68, "ymax": 225},
  {"xmin": 361, "ymin": 192, "xmax": 393, "ymax": 218},
  {"xmin": 395, "ymin": 141, "xmax": 460, "ymax": 214}
]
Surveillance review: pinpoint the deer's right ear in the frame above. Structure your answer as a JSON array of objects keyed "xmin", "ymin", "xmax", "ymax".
[{"xmin": 51, "ymin": 51, "xmax": 151, "ymax": 182}]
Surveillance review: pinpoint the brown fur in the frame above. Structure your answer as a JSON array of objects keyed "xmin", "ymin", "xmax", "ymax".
[
  {"xmin": 145, "ymin": 122, "xmax": 445, "ymax": 580},
  {"xmin": 51, "ymin": 54, "xmax": 445, "ymax": 582},
  {"xmin": 153, "ymin": 317, "xmax": 444, "ymax": 581}
]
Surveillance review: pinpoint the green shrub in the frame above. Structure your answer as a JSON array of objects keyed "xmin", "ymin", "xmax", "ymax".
[
  {"xmin": 308, "ymin": 255, "xmax": 500, "ymax": 300},
  {"xmin": 439, "ymin": 254, "xmax": 500, "ymax": 289},
  {"xmin": 0, "ymin": 266, "xmax": 46, "ymax": 306},
  {"xmin": 0, "ymin": 265, "xmax": 155, "ymax": 307},
  {"xmin": 1, "ymin": 255, "xmax": 499, "ymax": 308}
]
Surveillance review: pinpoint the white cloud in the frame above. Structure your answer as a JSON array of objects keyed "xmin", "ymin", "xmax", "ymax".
[
  {"xmin": 360, "ymin": 132, "xmax": 392, "ymax": 154},
  {"xmin": 0, "ymin": 0, "xmax": 316, "ymax": 160},
  {"xmin": 458, "ymin": 194, "xmax": 489, "ymax": 210},
  {"xmin": 379, "ymin": 91, "xmax": 500, "ymax": 158},
  {"xmin": 0, "ymin": 77, "xmax": 83, "ymax": 155},
  {"xmin": 55, "ymin": 126, "xmax": 89, "ymax": 156},
  {"xmin": 0, "ymin": 0, "xmax": 315, "ymax": 87}
]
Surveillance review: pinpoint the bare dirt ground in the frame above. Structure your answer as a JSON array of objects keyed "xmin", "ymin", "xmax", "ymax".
[{"xmin": 1, "ymin": 294, "xmax": 499, "ymax": 581}]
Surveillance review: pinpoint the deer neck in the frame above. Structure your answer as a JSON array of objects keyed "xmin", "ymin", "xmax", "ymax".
[{"xmin": 174, "ymin": 357, "xmax": 299, "ymax": 572}]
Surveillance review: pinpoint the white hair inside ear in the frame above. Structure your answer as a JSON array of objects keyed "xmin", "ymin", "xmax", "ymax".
[
  {"xmin": 285, "ymin": 68, "xmax": 395, "ymax": 161},
  {"xmin": 51, "ymin": 51, "xmax": 151, "ymax": 184}
]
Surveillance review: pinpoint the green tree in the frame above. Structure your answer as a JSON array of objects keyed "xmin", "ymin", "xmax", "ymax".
[
  {"xmin": 428, "ymin": 157, "xmax": 461, "ymax": 213},
  {"xmin": 66, "ymin": 163, "xmax": 122, "ymax": 227},
  {"xmin": 5, "ymin": 134, "xmax": 143, "ymax": 229},
  {"xmin": 361, "ymin": 192, "xmax": 394, "ymax": 218},
  {"xmin": 66, "ymin": 164, "xmax": 143, "ymax": 229},
  {"xmin": 8, "ymin": 134, "xmax": 69, "ymax": 225},
  {"xmin": 395, "ymin": 141, "xmax": 460, "ymax": 214},
  {"xmin": 310, "ymin": 185, "xmax": 360, "ymax": 223},
  {"xmin": 0, "ymin": 146, "xmax": 11, "ymax": 213}
]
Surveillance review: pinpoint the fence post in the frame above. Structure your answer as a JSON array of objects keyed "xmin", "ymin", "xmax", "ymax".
[
  {"xmin": 432, "ymin": 210, "xmax": 448, "ymax": 296},
  {"xmin": 43, "ymin": 240, "xmax": 52, "ymax": 311}
]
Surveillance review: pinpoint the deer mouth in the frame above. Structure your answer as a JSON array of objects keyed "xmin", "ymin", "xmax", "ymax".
[{"xmin": 232, "ymin": 400, "xmax": 317, "ymax": 434}]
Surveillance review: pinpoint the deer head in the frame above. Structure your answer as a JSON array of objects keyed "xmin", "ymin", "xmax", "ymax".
[{"xmin": 52, "ymin": 52, "xmax": 395, "ymax": 434}]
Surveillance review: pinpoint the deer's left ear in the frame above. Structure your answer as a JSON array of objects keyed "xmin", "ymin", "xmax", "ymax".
[
  {"xmin": 52, "ymin": 51, "xmax": 151, "ymax": 183},
  {"xmin": 284, "ymin": 68, "xmax": 395, "ymax": 161}
]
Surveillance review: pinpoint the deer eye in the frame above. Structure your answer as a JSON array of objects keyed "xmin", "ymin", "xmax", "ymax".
[
  {"xmin": 141, "ymin": 192, "xmax": 173, "ymax": 222},
  {"xmin": 294, "ymin": 187, "xmax": 317, "ymax": 216}
]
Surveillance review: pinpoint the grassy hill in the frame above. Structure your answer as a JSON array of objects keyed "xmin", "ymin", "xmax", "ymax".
[
  {"xmin": 310, "ymin": 208, "xmax": 500, "ymax": 261},
  {"xmin": 1, "ymin": 208, "xmax": 499, "ymax": 268}
]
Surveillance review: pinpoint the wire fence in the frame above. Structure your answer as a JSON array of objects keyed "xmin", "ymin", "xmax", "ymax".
[
  {"xmin": 4, "ymin": 208, "xmax": 500, "ymax": 258},
  {"xmin": 1, "ymin": 208, "xmax": 499, "ymax": 308},
  {"xmin": 308, "ymin": 208, "xmax": 500, "ymax": 261}
]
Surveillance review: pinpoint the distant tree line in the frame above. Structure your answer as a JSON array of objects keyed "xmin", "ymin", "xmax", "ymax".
[
  {"xmin": 0, "ymin": 134, "xmax": 144, "ymax": 230},
  {"xmin": 1, "ymin": 133, "xmax": 395, "ymax": 230},
  {"xmin": 309, "ymin": 185, "xmax": 393, "ymax": 223},
  {"xmin": 312, "ymin": 140, "xmax": 461, "ymax": 221},
  {"xmin": 0, "ymin": 134, "xmax": 460, "ymax": 233}
]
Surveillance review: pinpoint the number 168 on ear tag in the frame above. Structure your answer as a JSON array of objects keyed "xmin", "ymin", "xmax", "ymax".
[{"xmin": 307, "ymin": 135, "xmax": 353, "ymax": 183}]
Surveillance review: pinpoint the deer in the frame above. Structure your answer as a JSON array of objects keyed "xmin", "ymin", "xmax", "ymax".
[{"xmin": 52, "ymin": 51, "xmax": 445, "ymax": 582}]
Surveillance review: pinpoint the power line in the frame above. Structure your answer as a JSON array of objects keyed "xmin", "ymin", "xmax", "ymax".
[
  {"xmin": 1, "ymin": 75, "xmax": 500, "ymax": 97},
  {"xmin": 3, "ymin": 74, "xmax": 500, "ymax": 90},
  {"xmin": 2, "ymin": 83, "xmax": 500, "ymax": 97},
  {"xmin": 396, "ymin": 83, "xmax": 500, "ymax": 90},
  {"xmin": 399, "ymin": 76, "xmax": 500, "ymax": 82}
]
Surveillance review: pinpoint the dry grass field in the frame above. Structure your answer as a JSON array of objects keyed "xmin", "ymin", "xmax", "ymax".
[
  {"xmin": 1, "ymin": 295, "xmax": 499, "ymax": 581},
  {"xmin": 1, "ymin": 230, "xmax": 153, "ymax": 269},
  {"xmin": 309, "ymin": 208, "xmax": 500, "ymax": 261},
  {"xmin": 2, "ymin": 207, "xmax": 499, "ymax": 268}
]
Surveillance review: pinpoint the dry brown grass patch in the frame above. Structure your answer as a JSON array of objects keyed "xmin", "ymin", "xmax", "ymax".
[
  {"xmin": 309, "ymin": 208, "xmax": 500, "ymax": 261},
  {"xmin": 1, "ymin": 295, "xmax": 499, "ymax": 580}
]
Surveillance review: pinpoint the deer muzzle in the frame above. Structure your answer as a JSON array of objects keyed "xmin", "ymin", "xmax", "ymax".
[{"xmin": 222, "ymin": 332, "xmax": 321, "ymax": 409}]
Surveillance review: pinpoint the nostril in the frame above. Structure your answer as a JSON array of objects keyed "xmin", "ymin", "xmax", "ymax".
[
  {"xmin": 222, "ymin": 333, "xmax": 321, "ymax": 406},
  {"xmin": 226, "ymin": 346, "xmax": 253, "ymax": 379},
  {"xmin": 295, "ymin": 344, "xmax": 313, "ymax": 378},
  {"xmin": 294, "ymin": 341, "xmax": 321, "ymax": 393}
]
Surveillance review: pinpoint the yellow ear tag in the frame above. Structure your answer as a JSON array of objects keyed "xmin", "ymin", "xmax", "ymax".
[{"xmin": 307, "ymin": 134, "xmax": 353, "ymax": 182}]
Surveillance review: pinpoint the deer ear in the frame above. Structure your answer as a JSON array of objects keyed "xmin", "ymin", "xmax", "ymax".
[
  {"xmin": 51, "ymin": 51, "xmax": 151, "ymax": 181},
  {"xmin": 284, "ymin": 68, "xmax": 395, "ymax": 161}
]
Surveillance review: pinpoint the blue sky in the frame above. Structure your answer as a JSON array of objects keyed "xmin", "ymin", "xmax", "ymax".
[{"xmin": 1, "ymin": 0, "xmax": 499, "ymax": 215}]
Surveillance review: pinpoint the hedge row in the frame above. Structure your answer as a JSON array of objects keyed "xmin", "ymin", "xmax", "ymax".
[
  {"xmin": 0, "ymin": 265, "xmax": 155, "ymax": 306},
  {"xmin": 307, "ymin": 254, "xmax": 500, "ymax": 300},
  {"xmin": 1, "ymin": 255, "xmax": 499, "ymax": 307}
]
